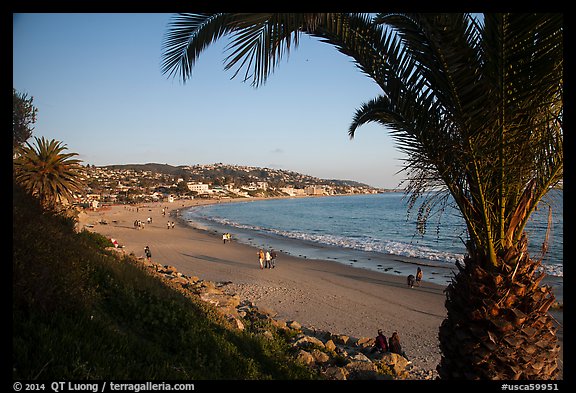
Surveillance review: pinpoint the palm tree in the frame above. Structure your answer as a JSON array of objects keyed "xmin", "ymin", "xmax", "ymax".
[
  {"xmin": 13, "ymin": 136, "xmax": 86, "ymax": 211},
  {"xmin": 161, "ymin": 13, "xmax": 563, "ymax": 379}
]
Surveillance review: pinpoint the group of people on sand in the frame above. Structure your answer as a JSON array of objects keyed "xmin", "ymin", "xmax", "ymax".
[
  {"xmin": 372, "ymin": 329, "xmax": 410, "ymax": 362},
  {"xmin": 258, "ymin": 248, "xmax": 277, "ymax": 269},
  {"xmin": 133, "ymin": 219, "xmax": 146, "ymax": 229},
  {"xmin": 222, "ymin": 233, "xmax": 232, "ymax": 244},
  {"xmin": 407, "ymin": 267, "xmax": 423, "ymax": 288}
]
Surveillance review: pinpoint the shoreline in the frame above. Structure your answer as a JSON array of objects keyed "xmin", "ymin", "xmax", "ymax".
[
  {"xmin": 181, "ymin": 195, "xmax": 563, "ymax": 304},
  {"xmin": 79, "ymin": 197, "xmax": 563, "ymax": 378},
  {"xmin": 181, "ymin": 195, "xmax": 458, "ymax": 286}
]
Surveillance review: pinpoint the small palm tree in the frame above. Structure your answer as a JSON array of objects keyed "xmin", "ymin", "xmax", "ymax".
[
  {"xmin": 13, "ymin": 136, "xmax": 85, "ymax": 211},
  {"xmin": 161, "ymin": 13, "xmax": 562, "ymax": 379}
]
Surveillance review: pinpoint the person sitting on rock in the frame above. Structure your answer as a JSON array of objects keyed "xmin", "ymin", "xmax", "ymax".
[
  {"xmin": 372, "ymin": 329, "xmax": 388, "ymax": 353},
  {"xmin": 389, "ymin": 331, "xmax": 410, "ymax": 361}
]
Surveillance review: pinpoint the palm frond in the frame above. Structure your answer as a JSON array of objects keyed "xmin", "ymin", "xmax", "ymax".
[
  {"xmin": 222, "ymin": 13, "xmax": 299, "ymax": 86},
  {"xmin": 162, "ymin": 13, "xmax": 327, "ymax": 87},
  {"xmin": 161, "ymin": 13, "xmax": 235, "ymax": 82}
]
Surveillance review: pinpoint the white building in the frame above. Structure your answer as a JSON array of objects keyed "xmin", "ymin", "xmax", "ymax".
[
  {"xmin": 187, "ymin": 182, "xmax": 209, "ymax": 194},
  {"xmin": 256, "ymin": 181, "xmax": 268, "ymax": 190}
]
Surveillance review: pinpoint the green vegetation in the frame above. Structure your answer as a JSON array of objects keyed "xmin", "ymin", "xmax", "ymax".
[
  {"xmin": 13, "ymin": 182, "xmax": 317, "ymax": 380},
  {"xmin": 13, "ymin": 88, "xmax": 37, "ymax": 153}
]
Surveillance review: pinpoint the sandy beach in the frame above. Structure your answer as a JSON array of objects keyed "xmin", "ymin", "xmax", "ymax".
[{"xmin": 79, "ymin": 198, "xmax": 563, "ymax": 378}]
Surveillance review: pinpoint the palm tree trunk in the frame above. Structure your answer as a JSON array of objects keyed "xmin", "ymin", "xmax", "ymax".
[{"xmin": 437, "ymin": 235, "xmax": 560, "ymax": 379}]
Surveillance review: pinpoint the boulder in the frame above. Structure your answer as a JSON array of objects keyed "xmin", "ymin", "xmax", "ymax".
[
  {"xmin": 162, "ymin": 265, "xmax": 177, "ymax": 274},
  {"xmin": 379, "ymin": 352, "xmax": 412, "ymax": 375},
  {"xmin": 287, "ymin": 320, "xmax": 302, "ymax": 330},
  {"xmin": 311, "ymin": 349, "xmax": 330, "ymax": 364},
  {"xmin": 296, "ymin": 350, "xmax": 315, "ymax": 366},
  {"xmin": 199, "ymin": 292, "xmax": 240, "ymax": 312},
  {"xmin": 270, "ymin": 318, "xmax": 286, "ymax": 328},
  {"xmin": 199, "ymin": 280, "xmax": 217, "ymax": 291},
  {"xmin": 294, "ymin": 336, "xmax": 325, "ymax": 349},
  {"xmin": 324, "ymin": 339, "xmax": 337, "ymax": 352},
  {"xmin": 172, "ymin": 276, "xmax": 189, "ymax": 286},
  {"xmin": 350, "ymin": 352, "xmax": 372, "ymax": 362},
  {"xmin": 344, "ymin": 361, "xmax": 380, "ymax": 380},
  {"xmin": 324, "ymin": 366, "xmax": 348, "ymax": 380},
  {"xmin": 356, "ymin": 337, "xmax": 375, "ymax": 348},
  {"xmin": 332, "ymin": 334, "xmax": 350, "ymax": 345}
]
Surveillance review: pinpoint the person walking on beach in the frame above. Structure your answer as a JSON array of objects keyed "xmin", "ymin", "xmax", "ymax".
[
  {"xmin": 407, "ymin": 274, "xmax": 416, "ymax": 288},
  {"xmin": 258, "ymin": 249, "xmax": 265, "ymax": 269},
  {"xmin": 223, "ymin": 233, "xmax": 228, "ymax": 244},
  {"xmin": 416, "ymin": 267, "xmax": 423, "ymax": 286},
  {"xmin": 265, "ymin": 250, "xmax": 272, "ymax": 269},
  {"xmin": 144, "ymin": 245, "xmax": 152, "ymax": 261},
  {"xmin": 270, "ymin": 249, "xmax": 277, "ymax": 268}
]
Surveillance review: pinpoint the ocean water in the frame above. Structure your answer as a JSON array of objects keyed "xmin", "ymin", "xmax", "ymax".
[{"xmin": 182, "ymin": 191, "xmax": 563, "ymax": 299}]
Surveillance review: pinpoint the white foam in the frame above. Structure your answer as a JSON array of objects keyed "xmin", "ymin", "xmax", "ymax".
[
  {"xmin": 202, "ymin": 214, "xmax": 463, "ymax": 265},
  {"xmin": 383, "ymin": 241, "xmax": 464, "ymax": 264}
]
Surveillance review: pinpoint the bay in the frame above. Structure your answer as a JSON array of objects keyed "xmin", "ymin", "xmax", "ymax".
[{"xmin": 182, "ymin": 190, "xmax": 563, "ymax": 300}]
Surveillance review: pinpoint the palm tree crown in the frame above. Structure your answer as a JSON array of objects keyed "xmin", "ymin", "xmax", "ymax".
[{"xmin": 13, "ymin": 136, "xmax": 85, "ymax": 211}]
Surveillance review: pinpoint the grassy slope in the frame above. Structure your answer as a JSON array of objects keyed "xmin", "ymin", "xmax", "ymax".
[{"xmin": 12, "ymin": 184, "xmax": 316, "ymax": 380}]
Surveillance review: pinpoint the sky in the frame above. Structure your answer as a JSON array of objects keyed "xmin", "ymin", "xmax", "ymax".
[{"xmin": 13, "ymin": 13, "xmax": 408, "ymax": 189}]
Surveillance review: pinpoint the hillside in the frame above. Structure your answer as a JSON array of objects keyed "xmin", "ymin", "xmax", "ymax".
[
  {"xmin": 103, "ymin": 163, "xmax": 189, "ymax": 177},
  {"xmin": 101, "ymin": 162, "xmax": 381, "ymax": 190}
]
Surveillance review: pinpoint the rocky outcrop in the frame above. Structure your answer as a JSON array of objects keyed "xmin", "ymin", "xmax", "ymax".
[{"xmin": 135, "ymin": 257, "xmax": 434, "ymax": 380}]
